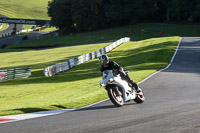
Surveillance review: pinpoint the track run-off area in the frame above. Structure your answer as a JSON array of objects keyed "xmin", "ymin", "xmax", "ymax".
[{"xmin": 0, "ymin": 37, "xmax": 200, "ymax": 133}]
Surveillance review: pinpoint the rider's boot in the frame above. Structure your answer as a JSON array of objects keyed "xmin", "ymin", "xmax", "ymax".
[
  {"xmin": 130, "ymin": 80, "xmax": 141, "ymax": 93},
  {"xmin": 124, "ymin": 75, "xmax": 141, "ymax": 93}
]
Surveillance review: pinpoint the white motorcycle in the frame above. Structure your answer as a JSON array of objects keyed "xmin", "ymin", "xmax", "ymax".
[{"xmin": 100, "ymin": 70, "xmax": 145, "ymax": 107}]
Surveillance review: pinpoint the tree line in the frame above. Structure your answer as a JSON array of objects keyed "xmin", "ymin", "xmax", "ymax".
[{"xmin": 48, "ymin": 0, "xmax": 200, "ymax": 33}]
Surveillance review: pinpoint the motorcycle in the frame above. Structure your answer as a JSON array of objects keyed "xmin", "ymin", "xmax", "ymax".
[{"xmin": 100, "ymin": 70, "xmax": 145, "ymax": 107}]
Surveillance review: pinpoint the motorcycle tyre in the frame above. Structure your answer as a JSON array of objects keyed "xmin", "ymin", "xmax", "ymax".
[
  {"xmin": 107, "ymin": 87, "xmax": 124, "ymax": 107},
  {"xmin": 134, "ymin": 89, "xmax": 145, "ymax": 104}
]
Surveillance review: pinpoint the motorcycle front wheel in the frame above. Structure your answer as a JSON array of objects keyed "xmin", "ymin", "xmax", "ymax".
[{"xmin": 107, "ymin": 86, "xmax": 124, "ymax": 107}]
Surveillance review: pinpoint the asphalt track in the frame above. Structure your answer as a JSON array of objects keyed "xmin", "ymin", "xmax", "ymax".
[
  {"xmin": 0, "ymin": 14, "xmax": 23, "ymax": 36},
  {"xmin": 0, "ymin": 14, "xmax": 23, "ymax": 48},
  {"xmin": 0, "ymin": 14, "xmax": 49, "ymax": 48},
  {"xmin": 0, "ymin": 31, "xmax": 51, "ymax": 48},
  {"xmin": 0, "ymin": 37, "xmax": 200, "ymax": 133}
]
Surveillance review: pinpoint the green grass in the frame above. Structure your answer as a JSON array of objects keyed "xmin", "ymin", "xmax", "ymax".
[
  {"xmin": 0, "ymin": 43, "xmax": 111, "ymax": 70},
  {"xmin": 0, "ymin": 36, "xmax": 180, "ymax": 116},
  {"xmin": 22, "ymin": 25, "xmax": 35, "ymax": 30},
  {"xmin": 0, "ymin": 23, "xmax": 8, "ymax": 31},
  {"xmin": 0, "ymin": 0, "xmax": 50, "ymax": 20},
  {"xmin": 5, "ymin": 23, "xmax": 200, "ymax": 49},
  {"xmin": 34, "ymin": 26, "xmax": 58, "ymax": 32},
  {"xmin": 41, "ymin": 27, "xmax": 58, "ymax": 32}
]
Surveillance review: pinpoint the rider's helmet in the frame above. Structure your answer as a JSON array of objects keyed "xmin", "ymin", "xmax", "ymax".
[{"xmin": 99, "ymin": 54, "xmax": 109, "ymax": 66}]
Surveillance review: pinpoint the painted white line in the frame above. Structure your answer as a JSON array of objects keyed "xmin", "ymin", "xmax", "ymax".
[
  {"xmin": 0, "ymin": 100, "xmax": 110, "ymax": 124},
  {"xmin": 0, "ymin": 109, "xmax": 75, "ymax": 124},
  {"xmin": 138, "ymin": 37, "xmax": 182, "ymax": 84},
  {"xmin": 0, "ymin": 24, "xmax": 3, "ymax": 30},
  {"xmin": 0, "ymin": 37, "xmax": 182, "ymax": 124}
]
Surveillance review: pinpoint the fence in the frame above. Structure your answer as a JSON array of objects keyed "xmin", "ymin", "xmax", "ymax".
[
  {"xmin": 0, "ymin": 67, "xmax": 31, "ymax": 82},
  {"xmin": 44, "ymin": 37, "xmax": 130, "ymax": 77}
]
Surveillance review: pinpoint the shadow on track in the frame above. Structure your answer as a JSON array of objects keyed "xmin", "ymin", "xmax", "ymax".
[{"xmin": 76, "ymin": 102, "xmax": 138, "ymax": 112}]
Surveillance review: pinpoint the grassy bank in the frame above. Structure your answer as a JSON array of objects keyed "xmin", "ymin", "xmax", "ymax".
[
  {"xmin": 0, "ymin": 36, "xmax": 180, "ymax": 116},
  {"xmin": 0, "ymin": 0, "xmax": 49, "ymax": 20},
  {"xmin": 5, "ymin": 23, "xmax": 200, "ymax": 49},
  {"xmin": 0, "ymin": 23, "xmax": 8, "ymax": 31}
]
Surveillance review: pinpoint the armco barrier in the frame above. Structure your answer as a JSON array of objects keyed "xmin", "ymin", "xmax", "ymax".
[
  {"xmin": 0, "ymin": 67, "xmax": 31, "ymax": 82},
  {"xmin": 0, "ymin": 32, "xmax": 11, "ymax": 38},
  {"xmin": 0, "ymin": 29, "xmax": 33, "ymax": 38},
  {"xmin": 43, "ymin": 37, "xmax": 130, "ymax": 77},
  {"xmin": 16, "ymin": 29, "xmax": 33, "ymax": 34}
]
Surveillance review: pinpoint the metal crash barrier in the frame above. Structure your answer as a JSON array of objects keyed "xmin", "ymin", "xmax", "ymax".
[
  {"xmin": 0, "ymin": 67, "xmax": 31, "ymax": 82},
  {"xmin": 44, "ymin": 37, "xmax": 130, "ymax": 77}
]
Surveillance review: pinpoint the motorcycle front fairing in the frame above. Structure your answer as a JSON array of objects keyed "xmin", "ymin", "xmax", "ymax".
[
  {"xmin": 100, "ymin": 70, "xmax": 136, "ymax": 102},
  {"xmin": 112, "ymin": 75, "xmax": 136, "ymax": 101},
  {"xmin": 100, "ymin": 70, "xmax": 114, "ymax": 87}
]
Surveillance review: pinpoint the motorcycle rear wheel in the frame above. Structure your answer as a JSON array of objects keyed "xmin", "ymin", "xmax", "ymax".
[
  {"xmin": 107, "ymin": 86, "xmax": 124, "ymax": 107},
  {"xmin": 134, "ymin": 88, "xmax": 145, "ymax": 104}
]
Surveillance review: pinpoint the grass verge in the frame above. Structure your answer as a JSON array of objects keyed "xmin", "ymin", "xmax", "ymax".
[
  {"xmin": 5, "ymin": 23, "xmax": 200, "ymax": 49},
  {"xmin": 0, "ymin": 0, "xmax": 49, "ymax": 19},
  {"xmin": 0, "ymin": 36, "xmax": 180, "ymax": 116},
  {"xmin": 0, "ymin": 23, "xmax": 8, "ymax": 31}
]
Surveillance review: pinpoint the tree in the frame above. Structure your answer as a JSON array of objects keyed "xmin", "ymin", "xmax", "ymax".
[
  {"xmin": 104, "ymin": 0, "xmax": 156, "ymax": 26},
  {"xmin": 48, "ymin": 0, "xmax": 73, "ymax": 33},
  {"xmin": 71, "ymin": 0, "xmax": 106, "ymax": 31},
  {"xmin": 48, "ymin": 0, "xmax": 200, "ymax": 34},
  {"xmin": 190, "ymin": 0, "xmax": 200, "ymax": 22}
]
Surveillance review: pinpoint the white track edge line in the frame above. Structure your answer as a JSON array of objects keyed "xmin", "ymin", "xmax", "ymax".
[{"xmin": 138, "ymin": 37, "xmax": 182, "ymax": 84}]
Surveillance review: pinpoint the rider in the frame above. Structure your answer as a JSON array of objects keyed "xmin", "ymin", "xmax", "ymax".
[{"xmin": 99, "ymin": 54, "xmax": 140, "ymax": 93}]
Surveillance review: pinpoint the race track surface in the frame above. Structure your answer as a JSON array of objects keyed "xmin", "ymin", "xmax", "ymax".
[
  {"xmin": 0, "ymin": 14, "xmax": 23, "ymax": 35},
  {"xmin": 0, "ymin": 31, "xmax": 50, "ymax": 48},
  {"xmin": 0, "ymin": 37, "xmax": 200, "ymax": 133},
  {"xmin": 0, "ymin": 14, "xmax": 23, "ymax": 48}
]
